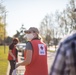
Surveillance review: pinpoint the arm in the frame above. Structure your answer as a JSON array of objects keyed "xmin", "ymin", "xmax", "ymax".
[
  {"xmin": 9, "ymin": 44, "xmax": 16, "ymax": 60},
  {"xmin": 16, "ymin": 49, "xmax": 32, "ymax": 68},
  {"xmin": 50, "ymin": 43, "xmax": 66, "ymax": 75},
  {"xmin": 9, "ymin": 50, "xmax": 16, "ymax": 60}
]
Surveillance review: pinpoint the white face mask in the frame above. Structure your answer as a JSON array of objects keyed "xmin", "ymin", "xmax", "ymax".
[{"xmin": 26, "ymin": 33, "xmax": 34, "ymax": 41}]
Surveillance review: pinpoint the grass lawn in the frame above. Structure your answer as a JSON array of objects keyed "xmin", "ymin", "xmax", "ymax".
[{"xmin": 0, "ymin": 46, "xmax": 9, "ymax": 75}]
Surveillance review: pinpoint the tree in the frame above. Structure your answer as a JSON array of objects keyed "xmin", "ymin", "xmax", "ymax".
[
  {"xmin": 39, "ymin": 14, "xmax": 53, "ymax": 45},
  {"xmin": 0, "ymin": 1, "xmax": 7, "ymax": 44},
  {"xmin": 0, "ymin": 23, "xmax": 4, "ymax": 40},
  {"xmin": 14, "ymin": 24, "xmax": 27, "ymax": 43},
  {"xmin": 54, "ymin": 11, "xmax": 64, "ymax": 37},
  {"xmin": 39, "ymin": 0, "xmax": 76, "ymax": 45},
  {"xmin": 14, "ymin": 30, "xmax": 20, "ymax": 38},
  {"xmin": 54, "ymin": 0, "xmax": 76, "ymax": 36},
  {"xmin": 62, "ymin": 0, "xmax": 76, "ymax": 33},
  {"xmin": 64, "ymin": 0, "xmax": 76, "ymax": 32},
  {"xmin": 5, "ymin": 36, "xmax": 12, "ymax": 45}
]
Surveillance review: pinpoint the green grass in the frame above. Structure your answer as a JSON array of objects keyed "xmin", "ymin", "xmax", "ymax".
[{"xmin": 0, "ymin": 46, "xmax": 9, "ymax": 75}]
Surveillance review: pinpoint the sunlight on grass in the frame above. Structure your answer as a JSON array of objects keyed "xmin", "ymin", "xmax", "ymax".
[{"xmin": 0, "ymin": 46, "xmax": 9, "ymax": 75}]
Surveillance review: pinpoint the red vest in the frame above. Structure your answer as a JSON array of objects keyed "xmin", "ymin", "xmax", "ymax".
[
  {"xmin": 24, "ymin": 39, "xmax": 48, "ymax": 75},
  {"xmin": 8, "ymin": 46, "xmax": 18, "ymax": 62}
]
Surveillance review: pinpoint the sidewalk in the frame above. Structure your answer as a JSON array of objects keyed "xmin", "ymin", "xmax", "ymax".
[
  {"xmin": 47, "ymin": 51, "xmax": 55, "ymax": 74},
  {"xmin": 6, "ymin": 61, "xmax": 10, "ymax": 75},
  {"xmin": 16, "ymin": 52, "xmax": 25, "ymax": 75},
  {"xmin": 6, "ymin": 52, "xmax": 25, "ymax": 75},
  {"xmin": 6, "ymin": 51, "xmax": 55, "ymax": 75}
]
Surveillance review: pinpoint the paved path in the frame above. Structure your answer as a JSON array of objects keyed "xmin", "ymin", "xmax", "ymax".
[
  {"xmin": 7, "ymin": 51, "xmax": 56, "ymax": 75},
  {"xmin": 6, "ymin": 61, "xmax": 10, "ymax": 75},
  {"xmin": 16, "ymin": 52, "xmax": 25, "ymax": 75},
  {"xmin": 47, "ymin": 51, "xmax": 56, "ymax": 74}
]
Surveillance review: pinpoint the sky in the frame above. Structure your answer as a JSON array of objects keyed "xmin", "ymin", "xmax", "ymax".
[{"xmin": 3, "ymin": 0, "xmax": 69, "ymax": 37}]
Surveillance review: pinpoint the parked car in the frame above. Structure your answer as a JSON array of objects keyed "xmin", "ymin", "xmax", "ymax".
[
  {"xmin": 16, "ymin": 43, "xmax": 26, "ymax": 57},
  {"xmin": 16, "ymin": 43, "xmax": 26, "ymax": 52}
]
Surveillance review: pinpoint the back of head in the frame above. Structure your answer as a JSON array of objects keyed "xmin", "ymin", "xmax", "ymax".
[
  {"xmin": 24, "ymin": 27, "xmax": 39, "ymax": 34},
  {"xmin": 24, "ymin": 27, "xmax": 41, "ymax": 39}
]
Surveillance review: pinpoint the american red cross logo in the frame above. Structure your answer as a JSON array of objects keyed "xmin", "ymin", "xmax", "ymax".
[
  {"xmin": 40, "ymin": 46, "xmax": 43, "ymax": 50},
  {"xmin": 38, "ymin": 44, "xmax": 45, "ymax": 55}
]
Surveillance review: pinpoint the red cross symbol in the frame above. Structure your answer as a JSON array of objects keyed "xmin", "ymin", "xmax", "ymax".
[{"xmin": 40, "ymin": 46, "xmax": 43, "ymax": 50}]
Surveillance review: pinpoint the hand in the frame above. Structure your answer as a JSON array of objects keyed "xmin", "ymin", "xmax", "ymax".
[
  {"xmin": 15, "ymin": 63, "xmax": 20, "ymax": 68},
  {"xmin": 13, "ymin": 57, "xmax": 16, "ymax": 60}
]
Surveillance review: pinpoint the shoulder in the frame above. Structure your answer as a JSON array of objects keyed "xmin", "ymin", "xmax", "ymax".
[
  {"xmin": 26, "ymin": 41, "xmax": 32, "ymax": 45},
  {"xmin": 60, "ymin": 32, "xmax": 76, "ymax": 45},
  {"xmin": 9, "ymin": 43, "xmax": 14, "ymax": 50},
  {"xmin": 26, "ymin": 41, "xmax": 32, "ymax": 47},
  {"xmin": 26, "ymin": 41, "xmax": 33, "ymax": 50},
  {"xmin": 10, "ymin": 43, "xmax": 14, "ymax": 47}
]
